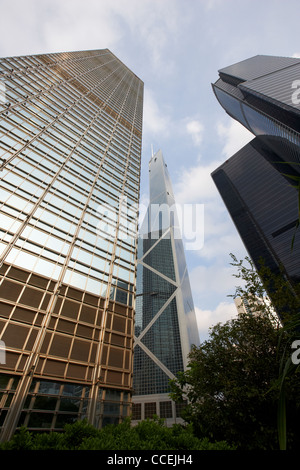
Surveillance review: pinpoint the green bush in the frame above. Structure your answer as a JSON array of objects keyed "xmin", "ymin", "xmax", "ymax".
[{"xmin": 0, "ymin": 418, "xmax": 234, "ymax": 450}]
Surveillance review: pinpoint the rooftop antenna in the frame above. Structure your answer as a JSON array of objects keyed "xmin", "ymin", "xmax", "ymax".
[{"xmin": 151, "ymin": 144, "xmax": 154, "ymax": 158}]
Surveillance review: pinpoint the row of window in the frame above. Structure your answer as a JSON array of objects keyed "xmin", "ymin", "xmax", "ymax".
[
  {"xmin": 1, "ymin": 57, "xmax": 142, "ymax": 171},
  {"xmin": 0, "ymin": 375, "xmax": 131, "ymax": 431},
  {"xmin": 214, "ymin": 83, "xmax": 300, "ymax": 152},
  {"xmin": 1, "ymin": 161, "xmax": 139, "ymax": 293},
  {"xmin": 131, "ymin": 401, "xmax": 186, "ymax": 421},
  {"xmin": 0, "ymin": 110, "xmax": 141, "ymax": 181}
]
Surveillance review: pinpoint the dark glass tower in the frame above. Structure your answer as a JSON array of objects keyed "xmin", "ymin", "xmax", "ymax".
[
  {"xmin": 132, "ymin": 150, "xmax": 199, "ymax": 424},
  {"xmin": 211, "ymin": 55, "xmax": 300, "ymax": 295},
  {"xmin": 0, "ymin": 49, "xmax": 143, "ymax": 440},
  {"xmin": 212, "ymin": 54, "xmax": 300, "ymax": 147}
]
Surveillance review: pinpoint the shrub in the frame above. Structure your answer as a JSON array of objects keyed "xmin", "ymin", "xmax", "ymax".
[{"xmin": 0, "ymin": 418, "xmax": 234, "ymax": 450}]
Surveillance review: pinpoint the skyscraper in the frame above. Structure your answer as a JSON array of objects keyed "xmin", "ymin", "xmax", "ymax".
[
  {"xmin": 234, "ymin": 296, "xmax": 265, "ymax": 317},
  {"xmin": 212, "ymin": 54, "xmax": 300, "ymax": 146},
  {"xmin": 211, "ymin": 55, "xmax": 300, "ymax": 293},
  {"xmin": 132, "ymin": 150, "xmax": 199, "ymax": 424},
  {"xmin": 0, "ymin": 49, "xmax": 143, "ymax": 440}
]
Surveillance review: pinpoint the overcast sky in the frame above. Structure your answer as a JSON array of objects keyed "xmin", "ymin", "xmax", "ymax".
[{"xmin": 1, "ymin": 0, "xmax": 299, "ymax": 342}]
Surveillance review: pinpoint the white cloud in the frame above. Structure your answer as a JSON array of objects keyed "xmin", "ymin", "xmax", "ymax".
[
  {"xmin": 174, "ymin": 118, "xmax": 253, "ymax": 207},
  {"xmin": 109, "ymin": 0, "xmax": 181, "ymax": 72},
  {"xmin": 0, "ymin": 0, "xmax": 181, "ymax": 73},
  {"xmin": 195, "ymin": 301, "xmax": 238, "ymax": 343},
  {"xmin": 204, "ymin": 0, "xmax": 223, "ymax": 10},
  {"xmin": 198, "ymin": 224, "xmax": 245, "ymax": 261},
  {"xmin": 217, "ymin": 119, "xmax": 253, "ymax": 159},
  {"xmin": 172, "ymin": 156, "xmax": 247, "ymax": 261},
  {"xmin": 43, "ymin": 2, "xmax": 122, "ymax": 53},
  {"xmin": 174, "ymin": 159, "xmax": 223, "ymax": 205},
  {"xmin": 143, "ymin": 89, "xmax": 171, "ymax": 137},
  {"xmin": 189, "ymin": 263, "xmax": 240, "ymax": 297},
  {"xmin": 0, "ymin": 0, "xmax": 124, "ymax": 57},
  {"xmin": 186, "ymin": 119, "xmax": 204, "ymax": 147}
]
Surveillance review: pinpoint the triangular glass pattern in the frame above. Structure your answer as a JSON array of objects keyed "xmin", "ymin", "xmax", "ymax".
[
  {"xmin": 140, "ymin": 297, "xmax": 184, "ymax": 376},
  {"xmin": 143, "ymin": 236, "xmax": 176, "ymax": 282},
  {"xmin": 133, "ymin": 344, "xmax": 172, "ymax": 395},
  {"xmin": 133, "ymin": 150, "xmax": 200, "ymax": 400},
  {"xmin": 173, "ymin": 237, "xmax": 187, "ymax": 282},
  {"xmin": 180, "ymin": 270, "xmax": 200, "ymax": 347},
  {"xmin": 135, "ymin": 264, "xmax": 176, "ymax": 334}
]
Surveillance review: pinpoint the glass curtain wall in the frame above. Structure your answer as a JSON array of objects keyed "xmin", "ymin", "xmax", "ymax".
[
  {"xmin": 211, "ymin": 55, "xmax": 300, "ymax": 314},
  {"xmin": 0, "ymin": 49, "xmax": 143, "ymax": 439},
  {"xmin": 132, "ymin": 150, "xmax": 199, "ymax": 424}
]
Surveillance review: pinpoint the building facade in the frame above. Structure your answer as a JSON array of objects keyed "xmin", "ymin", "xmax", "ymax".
[
  {"xmin": 234, "ymin": 296, "xmax": 265, "ymax": 316},
  {"xmin": 211, "ymin": 55, "xmax": 300, "ymax": 292},
  {"xmin": 132, "ymin": 150, "xmax": 200, "ymax": 425},
  {"xmin": 0, "ymin": 49, "xmax": 143, "ymax": 440}
]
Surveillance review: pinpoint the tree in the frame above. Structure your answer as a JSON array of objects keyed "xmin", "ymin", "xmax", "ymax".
[
  {"xmin": 169, "ymin": 254, "xmax": 300, "ymax": 450},
  {"xmin": 229, "ymin": 253, "xmax": 300, "ymax": 450}
]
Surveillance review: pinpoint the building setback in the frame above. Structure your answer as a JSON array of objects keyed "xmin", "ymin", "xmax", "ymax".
[
  {"xmin": 0, "ymin": 49, "xmax": 143, "ymax": 440},
  {"xmin": 132, "ymin": 150, "xmax": 200, "ymax": 424},
  {"xmin": 211, "ymin": 55, "xmax": 300, "ymax": 297}
]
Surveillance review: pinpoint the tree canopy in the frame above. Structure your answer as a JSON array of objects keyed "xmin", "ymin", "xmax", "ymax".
[{"xmin": 170, "ymin": 254, "xmax": 300, "ymax": 450}]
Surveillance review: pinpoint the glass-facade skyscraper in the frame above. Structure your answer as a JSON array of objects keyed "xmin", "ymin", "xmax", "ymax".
[
  {"xmin": 211, "ymin": 55, "xmax": 300, "ymax": 294},
  {"xmin": 132, "ymin": 150, "xmax": 199, "ymax": 424},
  {"xmin": 0, "ymin": 49, "xmax": 143, "ymax": 440}
]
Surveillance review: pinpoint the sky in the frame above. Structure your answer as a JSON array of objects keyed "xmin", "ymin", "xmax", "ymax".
[{"xmin": 1, "ymin": 0, "xmax": 300, "ymax": 342}]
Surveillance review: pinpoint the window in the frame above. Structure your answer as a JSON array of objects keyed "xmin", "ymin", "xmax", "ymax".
[
  {"xmin": 159, "ymin": 401, "xmax": 172, "ymax": 419},
  {"xmin": 144, "ymin": 402, "xmax": 156, "ymax": 419},
  {"xmin": 132, "ymin": 403, "xmax": 141, "ymax": 420}
]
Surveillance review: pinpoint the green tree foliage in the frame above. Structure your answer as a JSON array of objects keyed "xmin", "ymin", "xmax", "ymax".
[
  {"xmin": 170, "ymin": 254, "xmax": 300, "ymax": 450},
  {"xmin": 229, "ymin": 254, "xmax": 300, "ymax": 450},
  {"xmin": 0, "ymin": 418, "xmax": 233, "ymax": 450}
]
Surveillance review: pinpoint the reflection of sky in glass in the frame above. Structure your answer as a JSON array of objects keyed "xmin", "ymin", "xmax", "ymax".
[{"xmin": 0, "ymin": 50, "xmax": 143, "ymax": 300}]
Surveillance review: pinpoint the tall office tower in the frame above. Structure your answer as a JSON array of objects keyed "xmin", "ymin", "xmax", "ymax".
[
  {"xmin": 0, "ymin": 49, "xmax": 143, "ymax": 440},
  {"xmin": 132, "ymin": 150, "xmax": 199, "ymax": 425},
  {"xmin": 234, "ymin": 296, "xmax": 265, "ymax": 316},
  {"xmin": 211, "ymin": 55, "xmax": 300, "ymax": 297}
]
